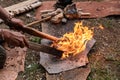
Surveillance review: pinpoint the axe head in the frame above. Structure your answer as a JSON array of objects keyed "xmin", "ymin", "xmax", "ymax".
[{"xmin": 29, "ymin": 41, "xmax": 63, "ymax": 58}]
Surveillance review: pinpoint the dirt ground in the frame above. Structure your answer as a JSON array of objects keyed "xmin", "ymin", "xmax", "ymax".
[{"xmin": 0, "ymin": 0, "xmax": 120, "ymax": 80}]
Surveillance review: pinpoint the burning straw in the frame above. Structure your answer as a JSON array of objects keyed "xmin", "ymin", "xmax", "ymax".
[{"xmin": 52, "ymin": 22, "xmax": 93, "ymax": 59}]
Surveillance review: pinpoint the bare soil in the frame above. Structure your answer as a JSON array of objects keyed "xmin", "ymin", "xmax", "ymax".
[{"xmin": 0, "ymin": 0, "xmax": 120, "ymax": 80}]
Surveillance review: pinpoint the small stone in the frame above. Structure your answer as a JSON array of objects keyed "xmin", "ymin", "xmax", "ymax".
[{"xmin": 62, "ymin": 18, "xmax": 67, "ymax": 23}]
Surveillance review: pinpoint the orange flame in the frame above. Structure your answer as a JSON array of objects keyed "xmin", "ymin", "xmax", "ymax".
[
  {"xmin": 52, "ymin": 22, "xmax": 93, "ymax": 59},
  {"xmin": 99, "ymin": 25, "xmax": 104, "ymax": 30}
]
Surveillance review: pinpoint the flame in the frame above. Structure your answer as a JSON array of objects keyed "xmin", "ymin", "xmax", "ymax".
[
  {"xmin": 99, "ymin": 25, "xmax": 104, "ymax": 30},
  {"xmin": 52, "ymin": 22, "xmax": 93, "ymax": 59}
]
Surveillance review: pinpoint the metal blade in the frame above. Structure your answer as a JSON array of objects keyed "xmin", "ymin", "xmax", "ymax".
[{"xmin": 29, "ymin": 42, "xmax": 63, "ymax": 57}]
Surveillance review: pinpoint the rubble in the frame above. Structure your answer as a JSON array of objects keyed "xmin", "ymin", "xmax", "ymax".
[
  {"xmin": 40, "ymin": 3, "xmax": 90, "ymax": 24},
  {"xmin": 36, "ymin": 1, "xmax": 120, "ymax": 23}
]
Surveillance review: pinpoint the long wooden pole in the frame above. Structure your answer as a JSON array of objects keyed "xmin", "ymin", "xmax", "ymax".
[
  {"xmin": 26, "ymin": 16, "xmax": 51, "ymax": 27},
  {"xmin": 24, "ymin": 15, "xmax": 59, "ymax": 42},
  {"xmin": 22, "ymin": 26, "xmax": 59, "ymax": 41}
]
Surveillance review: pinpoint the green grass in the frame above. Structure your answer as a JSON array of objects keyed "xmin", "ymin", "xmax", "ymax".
[
  {"xmin": 87, "ymin": 67, "xmax": 118, "ymax": 80},
  {"xmin": 29, "ymin": 36, "xmax": 41, "ymax": 43}
]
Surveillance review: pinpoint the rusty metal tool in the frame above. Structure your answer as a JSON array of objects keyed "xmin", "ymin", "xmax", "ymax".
[
  {"xmin": 21, "ymin": 21, "xmax": 63, "ymax": 57},
  {"xmin": 29, "ymin": 41, "xmax": 63, "ymax": 57},
  {"xmin": 16, "ymin": 19, "xmax": 63, "ymax": 57}
]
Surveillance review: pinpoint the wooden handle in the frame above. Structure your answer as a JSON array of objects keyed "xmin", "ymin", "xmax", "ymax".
[
  {"xmin": 24, "ymin": 16, "xmax": 58, "ymax": 41},
  {"xmin": 23, "ymin": 25, "xmax": 58, "ymax": 41}
]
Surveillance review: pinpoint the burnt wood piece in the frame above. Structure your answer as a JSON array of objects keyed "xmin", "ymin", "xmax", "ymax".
[
  {"xmin": 64, "ymin": 3, "xmax": 78, "ymax": 19},
  {"xmin": 50, "ymin": 12, "xmax": 64, "ymax": 23},
  {"xmin": 36, "ymin": 1, "xmax": 120, "ymax": 20},
  {"xmin": 41, "ymin": 8, "xmax": 63, "ymax": 18},
  {"xmin": 40, "ymin": 8, "xmax": 64, "ymax": 24},
  {"xmin": 29, "ymin": 42, "xmax": 63, "ymax": 58}
]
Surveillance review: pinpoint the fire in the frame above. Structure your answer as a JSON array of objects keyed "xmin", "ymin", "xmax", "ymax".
[
  {"xmin": 52, "ymin": 22, "xmax": 93, "ymax": 59},
  {"xmin": 99, "ymin": 25, "xmax": 104, "ymax": 30}
]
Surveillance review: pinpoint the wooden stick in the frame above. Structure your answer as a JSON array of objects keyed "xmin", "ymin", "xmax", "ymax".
[
  {"xmin": 5, "ymin": 0, "xmax": 42, "ymax": 16},
  {"xmin": 79, "ymin": 12, "xmax": 91, "ymax": 16},
  {"xmin": 26, "ymin": 16, "xmax": 51, "ymax": 27},
  {"xmin": 22, "ymin": 26, "xmax": 59, "ymax": 41},
  {"xmin": 0, "ymin": 0, "xmax": 42, "ymax": 23},
  {"xmin": 40, "ymin": 9, "xmax": 54, "ymax": 14},
  {"xmin": 41, "ymin": 8, "xmax": 63, "ymax": 18},
  {"xmin": 25, "ymin": 17, "xmax": 59, "ymax": 41}
]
